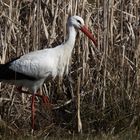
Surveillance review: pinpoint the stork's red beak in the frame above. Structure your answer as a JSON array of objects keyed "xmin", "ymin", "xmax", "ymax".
[{"xmin": 80, "ymin": 25, "xmax": 97, "ymax": 47}]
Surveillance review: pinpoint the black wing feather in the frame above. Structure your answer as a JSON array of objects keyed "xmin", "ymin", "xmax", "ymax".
[{"xmin": 0, "ymin": 57, "xmax": 37, "ymax": 81}]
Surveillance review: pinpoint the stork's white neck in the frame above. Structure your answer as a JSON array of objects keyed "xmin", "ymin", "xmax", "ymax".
[
  {"xmin": 57, "ymin": 25, "xmax": 77, "ymax": 77},
  {"xmin": 64, "ymin": 25, "xmax": 77, "ymax": 50}
]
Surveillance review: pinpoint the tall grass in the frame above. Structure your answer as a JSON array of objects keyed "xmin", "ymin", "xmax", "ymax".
[{"xmin": 0, "ymin": 0, "xmax": 140, "ymax": 138}]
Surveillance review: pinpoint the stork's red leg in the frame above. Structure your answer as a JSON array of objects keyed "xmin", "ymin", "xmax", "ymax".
[
  {"xmin": 16, "ymin": 87, "xmax": 50, "ymax": 104},
  {"xmin": 16, "ymin": 86, "xmax": 51, "ymax": 111},
  {"xmin": 31, "ymin": 94, "xmax": 35, "ymax": 133},
  {"xmin": 42, "ymin": 95, "xmax": 49, "ymax": 104},
  {"xmin": 41, "ymin": 95, "xmax": 52, "ymax": 109}
]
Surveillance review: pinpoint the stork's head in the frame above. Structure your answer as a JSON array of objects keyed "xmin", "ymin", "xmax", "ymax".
[
  {"xmin": 68, "ymin": 16, "xmax": 85, "ymax": 29},
  {"xmin": 68, "ymin": 16, "xmax": 97, "ymax": 47}
]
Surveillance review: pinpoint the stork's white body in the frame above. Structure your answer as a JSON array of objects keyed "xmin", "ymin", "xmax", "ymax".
[{"xmin": 8, "ymin": 47, "xmax": 71, "ymax": 92}]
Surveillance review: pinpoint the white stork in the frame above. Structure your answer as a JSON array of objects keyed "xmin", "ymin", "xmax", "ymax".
[{"xmin": 0, "ymin": 16, "xmax": 97, "ymax": 132}]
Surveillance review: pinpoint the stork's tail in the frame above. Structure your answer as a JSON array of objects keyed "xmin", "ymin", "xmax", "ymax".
[{"xmin": 0, "ymin": 64, "xmax": 5, "ymax": 81}]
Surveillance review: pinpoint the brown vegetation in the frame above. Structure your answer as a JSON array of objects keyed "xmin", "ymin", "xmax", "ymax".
[{"xmin": 0, "ymin": 0, "xmax": 140, "ymax": 139}]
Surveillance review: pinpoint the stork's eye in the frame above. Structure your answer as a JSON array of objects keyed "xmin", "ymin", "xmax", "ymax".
[{"xmin": 77, "ymin": 19, "xmax": 81, "ymax": 24}]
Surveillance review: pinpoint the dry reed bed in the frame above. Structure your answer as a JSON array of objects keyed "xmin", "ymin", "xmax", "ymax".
[{"xmin": 0, "ymin": 0, "xmax": 140, "ymax": 137}]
